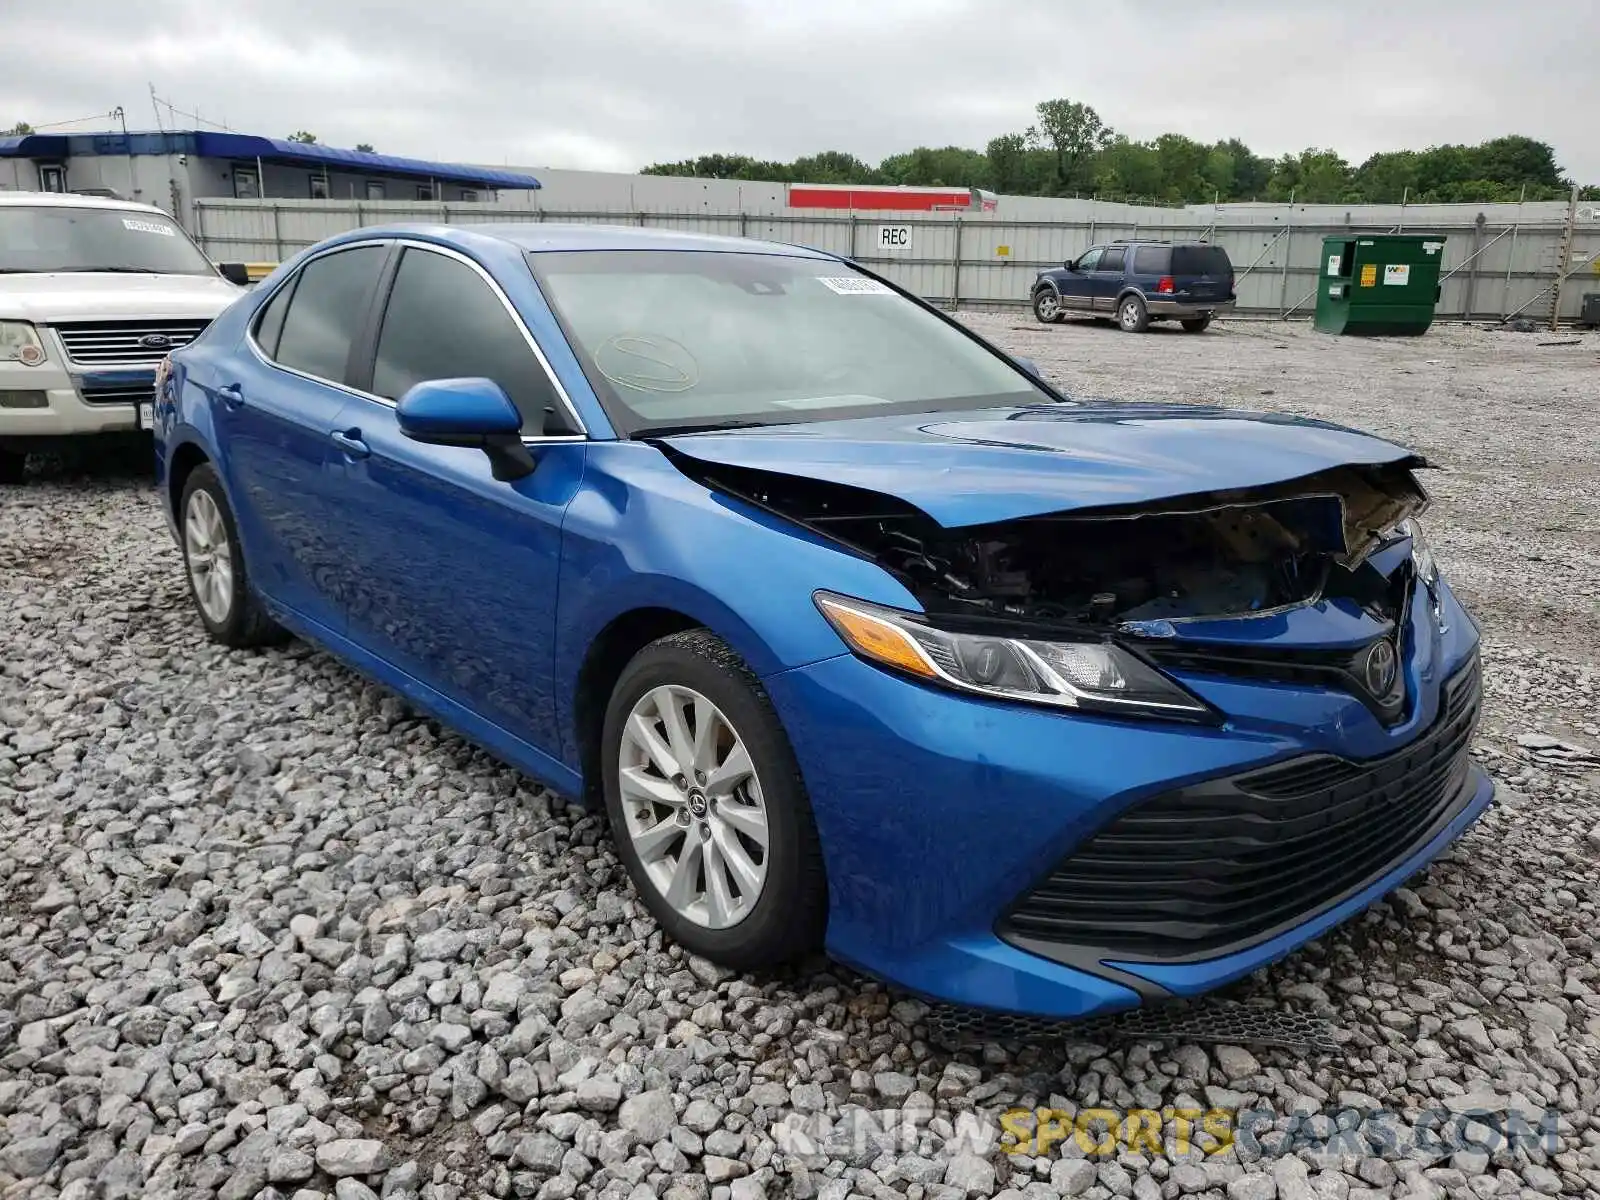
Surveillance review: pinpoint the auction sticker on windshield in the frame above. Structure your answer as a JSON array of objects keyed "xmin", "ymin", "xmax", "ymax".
[
  {"xmin": 122, "ymin": 218, "xmax": 176, "ymax": 236},
  {"xmin": 817, "ymin": 277, "xmax": 893, "ymax": 295}
]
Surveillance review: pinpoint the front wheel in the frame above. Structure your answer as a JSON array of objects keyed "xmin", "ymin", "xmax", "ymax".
[
  {"xmin": 180, "ymin": 463, "xmax": 288, "ymax": 648},
  {"xmin": 601, "ymin": 629, "xmax": 827, "ymax": 968},
  {"xmin": 1032, "ymin": 288, "xmax": 1064, "ymax": 324},
  {"xmin": 1180, "ymin": 315, "xmax": 1213, "ymax": 333},
  {"xmin": 1117, "ymin": 294, "xmax": 1150, "ymax": 333}
]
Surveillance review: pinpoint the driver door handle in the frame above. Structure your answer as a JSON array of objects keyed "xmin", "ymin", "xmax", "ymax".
[
  {"xmin": 217, "ymin": 383, "xmax": 244, "ymax": 410},
  {"xmin": 330, "ymin": 429, "xmax": 370, "ymax": 459}
]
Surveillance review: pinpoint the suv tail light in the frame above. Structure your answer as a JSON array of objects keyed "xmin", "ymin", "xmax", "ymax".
[{"xmin": 1156, "ymin": 276, "xmax": 1175, "ymax": 294}]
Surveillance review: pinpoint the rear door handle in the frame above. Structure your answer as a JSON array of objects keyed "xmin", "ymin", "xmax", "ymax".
[
  {"xmin": 217, "ymin": 383, "xmax": 244, "ymax": 410},
  {"xmin": 330, "ymin": 429, "xmax": 370, "ymax": 459}
]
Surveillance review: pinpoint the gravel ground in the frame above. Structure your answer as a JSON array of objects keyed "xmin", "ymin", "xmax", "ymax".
[{"xmin": 2, "ymin": 320, "xmax": 1598, "ymax": 1200}]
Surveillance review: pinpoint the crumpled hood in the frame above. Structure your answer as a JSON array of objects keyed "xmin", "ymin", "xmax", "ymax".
[
  {"xmin": 660, "ymin": 403, "xmax": 1425, "ymax": 527},
  {"xmin": 0, "ymin": 272, "xmax": 243, "ymax": 323}
]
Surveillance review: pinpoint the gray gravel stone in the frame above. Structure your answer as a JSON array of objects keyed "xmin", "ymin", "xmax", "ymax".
[{"xmin": 317, "ymin": 1140, "xmax": 392, "ymax": 1177}]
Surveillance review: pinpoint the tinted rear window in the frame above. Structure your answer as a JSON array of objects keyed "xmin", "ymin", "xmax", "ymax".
[
  {"xmin": 1131, "ymin": 246, "xmax": 1171, "ymax": 274},
  {"xmin": 1172, "ymin": 245, "xmax": 1232, "ymax": 277},
  {"xmin": 1099, "ymin": 247, "xmax": 1125, "ymax": 272}
]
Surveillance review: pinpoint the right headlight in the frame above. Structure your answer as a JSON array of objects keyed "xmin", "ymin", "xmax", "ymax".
[
  {"xmin": 814, "ymin": 592, "xmax": 1214, "ymax": 722},
  {"xmin": 0, "ymin": 322, "xmax": 45, "ymax": 366},
  {"xmin": 1394, "ymin": 516, "xmax": 1437, "ymax": 589}
]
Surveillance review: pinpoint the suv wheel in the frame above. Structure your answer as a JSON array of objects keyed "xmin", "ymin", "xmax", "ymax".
[
  {"xmin": 1032, "ymin": 287, "xmax": 1064, "ymax": 324},
  {"xmin": 1181, "ymin": 315, "xmax": 1213, "ymax": 333},
  {"xmin": 1117, "ymin": 294, "xmax": 1150, "ymax": 333},
  {"xmin": 180, "ymin": 463, "xmax": 288, "ymax": 648},
  {"xmin": 601, "ymin": 629, "xmax": 828, "ymax": 968}
]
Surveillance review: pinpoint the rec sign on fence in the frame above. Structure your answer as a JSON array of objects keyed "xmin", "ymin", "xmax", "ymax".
[{"xmin": 877, "ymin": 225, "xmax": 912, "ymax": 252}]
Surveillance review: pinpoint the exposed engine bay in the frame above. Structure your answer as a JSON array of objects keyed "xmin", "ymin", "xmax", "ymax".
[{"xmin": 665, "ymin": 451, "xmax": 1429, "ymax": 630}]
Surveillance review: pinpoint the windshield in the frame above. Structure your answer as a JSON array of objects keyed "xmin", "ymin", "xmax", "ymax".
[
  {"xmin": 529, "ymin": 250, "xmax": 1050, "ymax": 434},
  {"xmin": 0, "ymin": 206, "xmax": 215, "ymax": 275}
]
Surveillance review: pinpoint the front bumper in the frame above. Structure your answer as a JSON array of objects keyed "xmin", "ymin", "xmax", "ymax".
[
  {"xmin": 0, "ymin": 362, "xmax": 152, "ymax": 440},
  {"xmin": 1146, "ymin": 297, "xmax": 1236, "ymax": 317},
  {"xmin": 765, "ymin": 579, "xmax": 1490, "ymax": 1019}
]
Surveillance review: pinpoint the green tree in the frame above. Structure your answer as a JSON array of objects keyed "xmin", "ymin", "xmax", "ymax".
[
  {"xmin": 1093, "ymin": 136, "xmax": 1162, "ymax": 200},
  {"xmin": 878, "ymin": 145, "xmax": 990, "ymax": 188},
  {"xmin": 4, "ymin": 121, "xmax": 33, "ymax": 136},
  {"xmin": 789, "ymin": 150, "xmax": 878, "ymax": 183},
  {"xmin": 355, "ymin": 142, "xmax": 375, "ymax": 153},
  {"xmin": 286, "ymin": 131, "xmax": 318, "ymax": 144},
  {"xmin": 1267, "ymin": 149, "xmax": 1353, "ymax": 202},
  {"xmin": 1027, "ymin": 98, "xmax": 1112, "ymax": 193}
]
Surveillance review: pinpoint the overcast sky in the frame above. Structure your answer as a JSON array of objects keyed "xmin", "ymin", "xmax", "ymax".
[{"xmin": 8, "ymin": 1, "xmax": 1599, "ymax": 182}]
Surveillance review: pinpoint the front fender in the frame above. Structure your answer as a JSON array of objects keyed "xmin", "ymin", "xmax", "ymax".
[{"xmin": 553, "ymin": 441, "xmax": 919, "ymax": 769}]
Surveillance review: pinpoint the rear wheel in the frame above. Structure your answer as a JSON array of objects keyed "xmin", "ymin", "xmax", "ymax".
[
  {"xmin": 1118, "ymin": 294, "xmax": 1150, "ymax": 333},
  {"xmin": 1181, "ymin": 315, "xmax": 1213, "ymax": 333},
  {"xmin": 601, "ymin": 629, "xmax": 827, "ymax": 968},
  {"xmin": 0, "ymin": 446, "xmax": 24, "ymax": 485},
  {"xmin": 180, "ymin": 463, "xmax": 288, "ymax": 648},
  {"xmin": 1032, "ymin": 288, "xmax": 1064, "ymax": 324}
]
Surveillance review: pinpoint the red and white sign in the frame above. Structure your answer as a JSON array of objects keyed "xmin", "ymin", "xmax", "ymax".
[{"xmin": 788, "ymin": 184, "xmax": 998, "ymax": 213}]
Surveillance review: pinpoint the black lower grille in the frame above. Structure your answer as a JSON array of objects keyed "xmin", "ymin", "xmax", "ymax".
[
  {"xmin": 1000, "ymin": 655, "xmax": 1482, "ymax": 962},
  {"xmin": 80, "ymin": 385, "xmax": 155, "ymax": 406}
]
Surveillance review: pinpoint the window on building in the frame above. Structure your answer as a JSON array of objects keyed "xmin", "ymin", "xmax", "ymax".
[
  {"xmin": 309, "ymin": 175, "xmax": 330, "ymax": 200},
  {"xmin": 233, "ymin": 168, "xmax": 260, "ymax": 199},
  {"xmin": 271, "ymin": 245, "xmax": 388, "ymax": 385},
  {"xmin": 460, "ymin": 189, "xmax": 479, "ymax": 203},
  {"xmin": 415, "ymin": 184, "xmax": 435, "ymax": 201},
  {"xmin": 365, "ymin": 180, "xmax": 386, "ymax": 201},
  {"xmin": 372, "ymin": 247, "xmax": 563, "ymax": 432},
  {"xmin": 37, "ymin": 164, "xmax": 67, "ymax": 193}
]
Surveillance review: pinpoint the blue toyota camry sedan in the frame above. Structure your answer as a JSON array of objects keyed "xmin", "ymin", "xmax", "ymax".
[{"xmin": 154, "ymin": 223, "xmax": 1492, "ymax": 1020}]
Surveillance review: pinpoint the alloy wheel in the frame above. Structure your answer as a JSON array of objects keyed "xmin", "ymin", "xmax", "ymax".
[
  {"xmin": 617, "ymin": 684, "xmax": 770, "ymax": 929},
  {"xmin": 1120, "ymin": 299, "xmax": 1141, "ymax": 330},
  {"xmin": 1035, "ymin": 291, "xmax": 1060, "ymax": 321},
  {"xmin": 184, "ymin": 488, "xmax": 235, "ymax": 624}
]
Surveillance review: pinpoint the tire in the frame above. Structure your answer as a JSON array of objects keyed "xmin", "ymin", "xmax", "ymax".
[
  {"xmin": 601, "ymin": 629, "xmax": 827, "ymax": 968},
  {"xmin": 179, "ymin": 463, "xmax": 288, "ymax": 648},
  {"xmin": 1117, "ymin": 293, "xmax": 1150, "ymax": 333},
  {"xmin": 0, "ymin": 446, "xmax": 24, "ymax": 485},
  {"xmin": 1032, "ymin": 287, "xmax": 1064, "ymax": 324},
  {"xmin": 1181, "ymin": 315, "xmax": 1213, "ymax": 333}
]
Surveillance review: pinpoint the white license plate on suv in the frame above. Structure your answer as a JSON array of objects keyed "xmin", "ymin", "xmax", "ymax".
[{"xmin": 137, "ymin": 401, "xmax": 154, "ymax": 429}]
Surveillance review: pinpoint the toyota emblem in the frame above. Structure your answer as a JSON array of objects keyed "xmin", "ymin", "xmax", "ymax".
[
  {"xmin": 139, "ymin": 334, "xmax": 172, "ymax": 350},
  {"xmin": 1363, "ymin": 640, "xmax": 1398, "ymax": 696}
]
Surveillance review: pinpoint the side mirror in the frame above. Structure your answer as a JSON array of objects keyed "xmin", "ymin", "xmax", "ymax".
[
  {"xmin": 396, "ymin": 377, "xmax": 538, "ymax": 481},
  {"xmin": 1064, "ymin": 259, "xmax": 1076, "ymax": 271},
  {"xmin": 216, "ymin": 262, "xmax": 251, "ymax": 286},
  {"xmin": 1012, "ymin": 355, "xmax": 1042, "ymax": 380}
]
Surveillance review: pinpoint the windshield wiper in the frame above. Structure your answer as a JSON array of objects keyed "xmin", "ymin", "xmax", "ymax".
[{"xmin": 637, "ymin": 419, "xmax": 773, "ymax": 439}]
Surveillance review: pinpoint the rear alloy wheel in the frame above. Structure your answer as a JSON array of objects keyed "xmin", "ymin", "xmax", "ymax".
[
  {"xmin": 180, "ymin": 463, "xmax": 288, "ymax": 648},
  {"xmin": 1118, "ymin": 294, "xmax": 1151, "ymax": 333},
  {"xmin": 602, "ymin": 629, "xmax": 827, "ymax": 967},
  {"xmin": 1181, "ymin": 315, "xmax": 1213, "ymax": 333},
  {"xmin": 1032, "ymin": 287, "xmax": 1064, "ymax": 324}
]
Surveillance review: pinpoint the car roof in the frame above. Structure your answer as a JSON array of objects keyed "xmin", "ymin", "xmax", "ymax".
[
  {"xmin": 0, "ymin": 191, "xmax": 173, "ymax": 216},
  {"xmin": 323, "ymin": 221, "xmax": 839, "ymax": 260}
]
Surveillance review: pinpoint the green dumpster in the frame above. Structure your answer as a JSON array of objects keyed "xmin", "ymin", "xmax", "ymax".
[{"xmin": 1314, "ymin": 234, "xmax": 1446, "ymax": 335}]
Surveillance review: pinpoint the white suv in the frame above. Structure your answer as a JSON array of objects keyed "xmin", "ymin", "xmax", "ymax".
[{"xmin": 0, "ymin": 192, "xmax": 247, "ymax": 482}]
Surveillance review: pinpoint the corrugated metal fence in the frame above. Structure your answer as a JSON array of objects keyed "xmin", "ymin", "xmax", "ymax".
[{"xmin": 192, "ymin": 198, "xmax": 1600, "ymax": 324}]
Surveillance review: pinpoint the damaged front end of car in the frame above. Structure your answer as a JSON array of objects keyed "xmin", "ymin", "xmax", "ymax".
[{"xmin": 663, "ymin": 445, "xmax": 1439, "ymax": 726}]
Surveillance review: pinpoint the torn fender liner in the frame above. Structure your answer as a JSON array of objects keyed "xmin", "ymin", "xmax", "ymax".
[{"xmin": 658, "ymin": 403, "xmax": 1427, "ymax": 529}]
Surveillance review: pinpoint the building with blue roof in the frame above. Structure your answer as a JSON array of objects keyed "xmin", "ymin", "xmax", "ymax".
[{"xmin": 0, "ymin": 130, "xmax": 540, "ymax": 231}]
